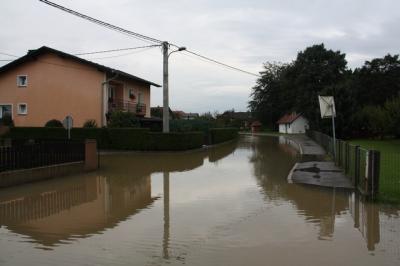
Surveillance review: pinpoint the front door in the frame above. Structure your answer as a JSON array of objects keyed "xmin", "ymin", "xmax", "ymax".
[
  {"xmin": 108, "ymin": 85, "xmax": 116, "ymax": 102},
  {"xmin": 0, "ymin": 105, "xmax": 12, "ymax": 119}
]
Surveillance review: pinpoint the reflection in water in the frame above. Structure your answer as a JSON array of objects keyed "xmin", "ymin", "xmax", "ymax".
[
  {"xmin": 0, "ymin": 140, "xmax": 237, "ymax": 250},
  {"xmin": 0, "ymin": 174, "xmax": 155, "ymax": 248},
  {"xmin": 349, "ymin": 193, "xmax": 380, "ymax": 250},
  {"xmin": 249, "ymin": 135, "xmax": 400, "ymax": 253},
  {"xmin": 0, "ymin": 136, "xmax": 399, "ymax": 266},
  {"xmin": 163, "ymin": 172, "xmax": 170, "ymax": 259}
]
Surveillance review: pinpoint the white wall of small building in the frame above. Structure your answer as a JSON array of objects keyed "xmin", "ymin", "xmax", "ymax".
[
  {"xmin": 288, "ymin": 116, "xmax": 309, "ymax": 133},
  {"xmin": 279, "ymin": 124, "xmax": 288, "ymax": 133},
  {"xmin": 278, "ymin": 116, "xmax": 309, "ymax": 134}
]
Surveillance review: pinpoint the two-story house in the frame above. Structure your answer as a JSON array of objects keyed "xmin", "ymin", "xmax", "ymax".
[{"xmin": 0, "ymin": 46, "xmax": 160, "ymax": 127}]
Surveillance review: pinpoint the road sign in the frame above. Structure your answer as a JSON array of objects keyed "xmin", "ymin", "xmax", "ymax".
[
  {"xmin": 318, "ymin": 96, "xmax": 337, "ymax": 159},
  {"xmin": 318, "ymin": 96, "xmax": 336, "ymax": 118},
  {"xmin": 63, "ymin": 115, "xmax": 73, "ymax": 139}
]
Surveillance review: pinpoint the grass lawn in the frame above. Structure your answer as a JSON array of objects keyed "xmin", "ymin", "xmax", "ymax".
[{"xmin": 350, "ymin": 139, "xmax": 400, "ymax": 203}]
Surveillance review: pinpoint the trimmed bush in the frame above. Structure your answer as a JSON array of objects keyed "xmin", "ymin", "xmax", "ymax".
[
  {"xmin": 6, "ymin": 127, "xmax": 205, "ymax": 151},
  {"xmin": 7, "ymin": 127, "xmax": 66, "ymax": 139},
  {"xmin": 209, "ymin": 128, "xmax": 238, "ymax": 144},
  {"xmin": 147, "ymin": 132, "xmax": 204, "ymax": 151},
  {"xmin": 107, "ymin": 128, "xmax": 149, "ymax": 150},
  {"xmin": 45, "ymin": 119, "xmax": 63, "ymax": 127},
  {"xmin": 70, "ymin": 128, "xmax": 110, "ymax": 149}
]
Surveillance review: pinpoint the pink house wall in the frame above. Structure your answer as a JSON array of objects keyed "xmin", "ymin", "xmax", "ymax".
[
  {"xmin": 0, "ymin": 52, "xmax": 154, "ymax": 126},
  {"xmin": 0, "ymin": 53, "xmax": 104, "ymax": 127}
]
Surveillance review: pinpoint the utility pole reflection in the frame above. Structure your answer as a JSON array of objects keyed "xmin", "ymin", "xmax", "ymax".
[{"xmin": 163, "ymin": 171, "xmax": 170, "ymax": 259}]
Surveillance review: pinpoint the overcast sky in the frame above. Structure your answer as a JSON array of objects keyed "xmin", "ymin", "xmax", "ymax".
[{"xmin": 1, "ymin": 0, "xmax": 399, "ymax": 113}]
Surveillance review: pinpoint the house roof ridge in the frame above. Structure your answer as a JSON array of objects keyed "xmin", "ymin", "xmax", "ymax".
[
  {"xmin": 0, "ymin": 46, "xmax": 161, "ymax": 87},
  {"xmin": 276, "ymin": 112, "xmax": 302, "ymax": 124}
]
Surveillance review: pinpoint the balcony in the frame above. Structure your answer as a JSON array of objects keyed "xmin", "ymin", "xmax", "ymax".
[{"xmin": 108, "ymin": 99, "xmax": 146, "ymax": 116}]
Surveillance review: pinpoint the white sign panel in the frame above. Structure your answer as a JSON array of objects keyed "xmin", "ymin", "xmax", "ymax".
[
  {"xmin": 318, "ymin": 96, "xmax": 336, "ymax": 118},
  {"xmin": 63, "ymin": 115, "xmax": 73, "ymax": 130}
]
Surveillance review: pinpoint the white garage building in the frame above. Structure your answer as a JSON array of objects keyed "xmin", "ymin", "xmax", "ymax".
[{"xmin": 277, "ymin": 113, "xmax": 309, "ymax": 134}]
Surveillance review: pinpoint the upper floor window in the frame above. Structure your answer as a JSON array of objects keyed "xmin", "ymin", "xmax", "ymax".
[{"xmin": 17, "ymin": 75, "xmax": 28, "ymax": 87}]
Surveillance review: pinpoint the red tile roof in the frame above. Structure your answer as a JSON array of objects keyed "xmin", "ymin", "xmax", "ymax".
[{"xmin": 277, "ymin": 113, "xmax": 302, "ymax": 124}]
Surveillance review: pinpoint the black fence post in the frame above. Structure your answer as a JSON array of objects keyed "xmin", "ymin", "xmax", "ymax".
[
  {"xmin": 354, "ymin": 145, "xmax": 360, "ymax": 187},
  {"xmin": 345, "ymin": 142, "xmax": 349, "ymax": 174}
]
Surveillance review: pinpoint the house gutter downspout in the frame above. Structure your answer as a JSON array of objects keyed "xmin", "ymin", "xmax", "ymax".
[{"xmin": 101, "ymin": 71, "xmax": 119, "ymax": 127}]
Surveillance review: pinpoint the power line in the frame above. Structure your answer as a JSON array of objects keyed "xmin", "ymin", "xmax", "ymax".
[
  {"xmin": 87, "ymin": 46, "xmax": 158, "ymax": 60},
  {"xmin": 74, "ymin": 44, "xmax": 160, "ymax": 56},
  {"xmin": 39, "ymin": 0, "xmax": 260, "ymax": 77},
  {"xmin": 39, "ymin": 0, "xmax": 162, "ymax": 45},
  {"xmin": 183, "ymin": 50, "xmax": 260, "ymax": 77},
  {"xmin": 0, "ymin": 52, "xmax": 18, "ymax": 58}
]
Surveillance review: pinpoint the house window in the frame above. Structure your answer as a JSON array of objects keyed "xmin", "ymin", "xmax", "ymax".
[
  {"xmin": 0, "ymin": 104, "xmax": 12, "ymax": 119},
  {"xmin": 17, "ymin": 75, "xmax": 28, "ymax": 87},
  {"xmin": 17, "ymin": 103, "xmax": 28, "ymax": 115}
]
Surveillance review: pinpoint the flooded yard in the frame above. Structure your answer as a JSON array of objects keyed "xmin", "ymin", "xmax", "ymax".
[{"xmin": 0, "ymin": 135, "xmax": 399, "ymax": 265}]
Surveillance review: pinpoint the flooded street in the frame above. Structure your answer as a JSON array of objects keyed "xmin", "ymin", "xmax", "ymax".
[{"xmin": 0, "ymin": 135, "xmax": 399, "ymax": 266}]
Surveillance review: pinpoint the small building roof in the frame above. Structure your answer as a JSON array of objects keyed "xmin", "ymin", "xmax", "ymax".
[
  {"xmin": 277, "ymin": 113, "xmax": 302, "ymax": 124},
  {"xmin": 0, "ymin": 46, "xmax": 161, "ymax": 87}
]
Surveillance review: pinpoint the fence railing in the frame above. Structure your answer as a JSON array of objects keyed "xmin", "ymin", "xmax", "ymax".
[
  {"xmin": 306, "ymin": 131, "xmax": 380, "ymax": 198},
  {"xmin": 0, "ymin": 140, "xmax": 85, "ymax": 173}
]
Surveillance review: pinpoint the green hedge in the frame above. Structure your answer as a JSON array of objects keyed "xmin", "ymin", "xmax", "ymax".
[
  {"xmin": 209, "ymin": 128, "xmax": 238, "ymax": 145},
  {"xmin": 147, "ymin": 132, "xmax": 204, "ymax": 151},
  {"xmin": 5, "ymin": 127, "xmax": 204, "ymax": 151},
  {"xmin": 108, "ymin": 128, "xmax": 149, "ymax": 150}
]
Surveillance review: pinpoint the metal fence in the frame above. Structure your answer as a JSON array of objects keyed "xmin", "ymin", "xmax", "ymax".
[
  {"xmin": 0, "ymin": 140, "xmax": 85, "ymax": 172},
  {"xmin": 306, "ymin": 131, "xmax": 381, "ymax": 198}
]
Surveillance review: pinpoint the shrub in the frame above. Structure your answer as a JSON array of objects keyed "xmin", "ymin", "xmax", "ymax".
[
  {"xmin": 209, "ymin": 128, "xmax": 238, "ymax": 144},
  {"xmin": 107, "ymin": 111, "xmax": 140, "ymax": 128},
  {"xmin": 45, "ymin": 119, "xmax": 63, "ymax": 128},
  {"xmin": 83, "ymin": 119, "xmax": 98, "ymax": 128}
]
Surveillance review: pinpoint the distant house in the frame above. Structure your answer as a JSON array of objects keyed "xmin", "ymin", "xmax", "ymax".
[
  {"xmin": 0, "ymin": 46, "xmax": 160, "ymax": 127},
  {"xmin": 181, "ymin": 112, "xmax": 199, "ymax": 120},
  {"xmin": 277, "ymin": 113, "xmax": 309, "ymax": 134}
]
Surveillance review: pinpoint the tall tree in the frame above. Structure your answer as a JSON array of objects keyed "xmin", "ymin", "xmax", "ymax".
[
  {"xmin": 289, "ymin": 44, "xmax": 348, "ymax": 130},
  {"xmin": 353, "ymin": 54, "xmax": 400, "ymax": 107},
  {"xmin": 248, "ymin": 62, "xmax": 292, "ymax": 128}
]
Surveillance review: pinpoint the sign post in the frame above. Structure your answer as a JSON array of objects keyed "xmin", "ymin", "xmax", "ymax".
[
  {"xmin": 63, "ymin": 115, "xmax": 73, "ymax": 139},
  {"xmin": 318, "ymin": 96, "xmax": 337, "ymax": 159}
]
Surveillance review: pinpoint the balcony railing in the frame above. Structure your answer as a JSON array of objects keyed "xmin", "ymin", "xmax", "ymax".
[{"xmin": 108, "ymin": 99, "xmax": 146, "ymax": 116}]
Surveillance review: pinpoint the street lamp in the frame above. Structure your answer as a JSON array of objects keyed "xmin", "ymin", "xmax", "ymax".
[{"xmin": 162, "ymin": 42, "xmax": 186, "ymax": 133}]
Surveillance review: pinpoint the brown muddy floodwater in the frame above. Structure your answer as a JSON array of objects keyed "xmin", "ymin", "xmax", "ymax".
[{"xmin": 0, "ymin": 135, "xmax": 399, "ymax": 266}]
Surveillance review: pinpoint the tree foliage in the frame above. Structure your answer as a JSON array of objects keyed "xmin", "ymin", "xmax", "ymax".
[{"xmin": 249, "ymin": 43, "xmax": 400, "ymax": 138}]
